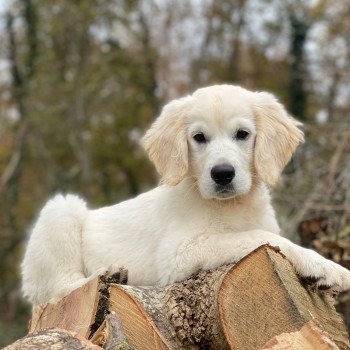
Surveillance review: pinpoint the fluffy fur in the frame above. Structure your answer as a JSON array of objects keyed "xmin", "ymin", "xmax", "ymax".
[{"xmin": 21, "ymin": 85, "xmax": 350, "ymax": 306}]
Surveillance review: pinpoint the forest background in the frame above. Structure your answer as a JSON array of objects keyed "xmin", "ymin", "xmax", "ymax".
[{"xmin": 0, "ymin": 0, "xmax": 350, "ymax": 346}]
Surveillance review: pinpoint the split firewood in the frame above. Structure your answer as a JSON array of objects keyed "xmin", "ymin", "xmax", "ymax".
[
  {"xmin": 25, "ymin": 245, "xmax": 350, "ymax": 350},
  {"xmin": 90, "ymin": 312, "xmax": 134, "ymax": 350},
  {"xmin": 3, "ymin": 328, "xmax": 102, "ymax": 350},
  {"xmin": 261, "ymin": 321, "xmax": 340, "ymax": 350}
]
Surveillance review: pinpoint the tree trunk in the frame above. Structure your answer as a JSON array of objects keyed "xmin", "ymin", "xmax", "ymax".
[
  {"xmin": 21, "ymin": 246, "xmax": 350, "ymax": 349},
  {"xmin": 288, "ymin": 15, "xmax": 309, "ymax": 121}
]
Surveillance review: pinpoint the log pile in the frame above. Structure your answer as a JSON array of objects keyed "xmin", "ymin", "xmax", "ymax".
[{"xmin": 5, "ymin": 245, "xmax": 350, "ymax": 350}]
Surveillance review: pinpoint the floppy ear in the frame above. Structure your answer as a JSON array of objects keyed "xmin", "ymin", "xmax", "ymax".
[
  {"xmin": 142, "ymin": 97, "xmax": 192, "ymax": 185},
  {"xmin": 253, "ymin": 92, "xmax": 304, "ymax": 186}
]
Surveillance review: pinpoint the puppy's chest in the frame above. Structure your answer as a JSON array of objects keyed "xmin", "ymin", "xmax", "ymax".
[{"xmin": 188, "ymin": 207, "xmax": 257, "ymax": 236}]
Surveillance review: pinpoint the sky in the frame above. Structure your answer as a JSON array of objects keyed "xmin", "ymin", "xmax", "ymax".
[{"xmin": 0, "ymin": 0, "xmax": 12, "ymax": 23}]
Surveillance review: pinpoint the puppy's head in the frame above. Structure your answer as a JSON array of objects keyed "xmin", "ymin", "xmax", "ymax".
[{"xmin": 143, "ymin": 85, "xmax": 304, "ymax": 200}]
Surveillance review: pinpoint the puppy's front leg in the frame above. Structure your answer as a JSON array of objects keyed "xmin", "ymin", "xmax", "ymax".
[{"xmin": 158, "ymin": 230, "xmax": 350, "ymax": 291}]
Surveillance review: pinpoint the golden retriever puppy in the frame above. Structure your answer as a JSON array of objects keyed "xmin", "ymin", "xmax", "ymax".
[{"xmin": 21, "ymin": 85, "xmax": 350, "ymax": 306}]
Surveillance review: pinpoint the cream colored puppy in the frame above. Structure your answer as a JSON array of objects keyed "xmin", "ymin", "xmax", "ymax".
[{"xmin": 22, "ymin": 85, "xmax": 350, "ymax": 306}]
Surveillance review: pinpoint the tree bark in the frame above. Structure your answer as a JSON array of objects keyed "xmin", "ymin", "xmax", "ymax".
[
  {"xmin": 24, "ymin": 245, "xmax": 350, "ymax": 349},
  {"xmin": 3, "ymin": 328, "xmax": 101, "ymax": 350}
]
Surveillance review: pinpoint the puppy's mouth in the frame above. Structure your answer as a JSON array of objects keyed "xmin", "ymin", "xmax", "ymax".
[{"xmin": 214, "ymin": 184, "xmax": 235, "ymax": 199}]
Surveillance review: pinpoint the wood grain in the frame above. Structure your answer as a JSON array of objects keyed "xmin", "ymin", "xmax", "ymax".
[
  {"xmin": 219, "ymin": 247, "xmax": 350, "ymax": 350},
  {"xmin": 29, "ymin": 276, "xmax": 101, "ymax": 338}
]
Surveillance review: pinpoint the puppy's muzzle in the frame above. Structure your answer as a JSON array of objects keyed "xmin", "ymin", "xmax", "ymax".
[{"xmin": 211, "ymin": 164, "xmax": 235, "ymax": 186}]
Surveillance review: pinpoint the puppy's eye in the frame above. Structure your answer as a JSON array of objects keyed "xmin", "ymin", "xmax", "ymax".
[
  {"xmin": 193, "ymin": 133, "xmax": 207, "ymax": 143},
  {"xmin": 236, "ymin": 129, "xmax": 249, "ymax": 140}
]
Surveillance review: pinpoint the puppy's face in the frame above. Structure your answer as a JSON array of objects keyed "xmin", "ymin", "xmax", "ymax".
[
  {"xmin": 187, "ymin": 90, "xmax": 256, "ymax": 199},
  {"xmin": 143, "ymin": 85, "xmax": 304, "ymax": 200}
]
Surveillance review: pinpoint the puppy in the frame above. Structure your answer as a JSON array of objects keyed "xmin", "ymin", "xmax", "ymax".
[{"xmin": 21, "ymin": 85, "xmax": 350, "ymax": 306}]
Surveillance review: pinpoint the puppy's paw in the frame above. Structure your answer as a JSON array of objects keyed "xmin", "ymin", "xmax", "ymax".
[
  {"xmin": 106, "ymin": 266, "xmax": 128, "ymax": 285},
  {"xmin": 314, "ymin": 260, "xmax": 350, "ymax": 292},
  {"xmin": 288, "ymin": 246, "xmax": 350, "ymax": 292}
]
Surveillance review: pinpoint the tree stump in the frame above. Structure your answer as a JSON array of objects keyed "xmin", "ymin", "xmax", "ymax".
[{"xmin": 19, "ymin": 245, "xmax": 350, "ymax": 349}]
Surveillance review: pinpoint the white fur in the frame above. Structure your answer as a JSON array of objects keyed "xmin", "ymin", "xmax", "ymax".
[{"xmin": 21, "ymin": 85, "xmax": 350, "ymax": 306}]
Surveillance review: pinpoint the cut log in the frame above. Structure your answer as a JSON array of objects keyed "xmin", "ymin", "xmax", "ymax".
[
  {"xmin": 3, "ymin": 328, "xmax": 102, "ymax": 350},
  {"xmin": 26, "ymin": 245, "xmax": 350, "ymax": 350},
  {"xmin": 261, "ymin": 321, "xmax": 340, "ymax": 350},
  {"xmin": 29, "ymin": 275, "xmax": 102, "ymax": 338},
  {"xmin": 90, "ymin": 312, "xmax": 134, "ymax": 350}
]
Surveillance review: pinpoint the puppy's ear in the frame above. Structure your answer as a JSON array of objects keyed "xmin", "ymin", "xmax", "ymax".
[
  {"xmin": 253, "ymin": 92, "xmax": 304, "ymax": 186},
  {"xmin": 142, "ymin": 97, "xmax": 191, "ymax": 185}
]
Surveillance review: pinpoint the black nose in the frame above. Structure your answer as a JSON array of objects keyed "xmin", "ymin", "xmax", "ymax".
[{"xmin": 211, "ymin": 164, "xmax": 235, "ymax": 185}]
